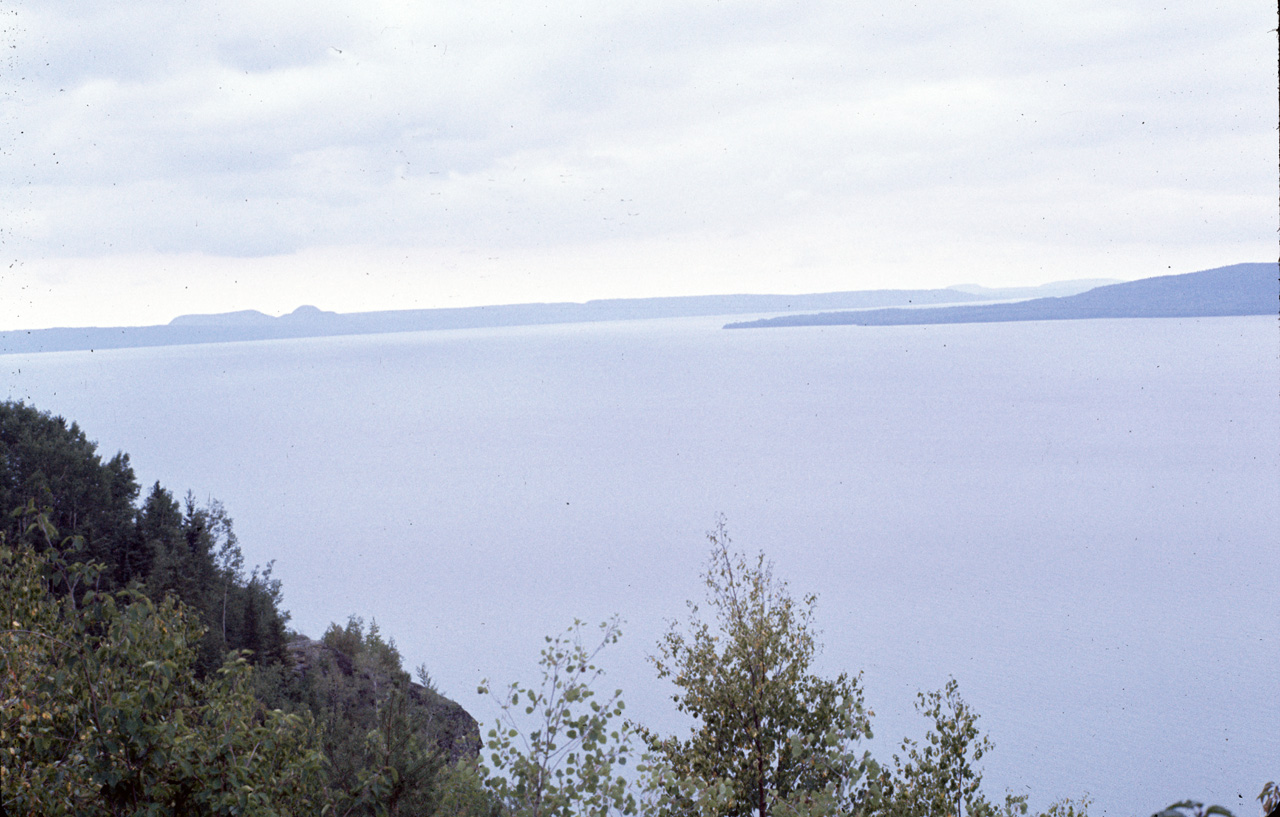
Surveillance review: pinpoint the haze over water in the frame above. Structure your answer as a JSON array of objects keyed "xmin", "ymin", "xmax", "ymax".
[{"xmin": 4, "ymin": 314, "xmax": 1276, "ymax": 816}]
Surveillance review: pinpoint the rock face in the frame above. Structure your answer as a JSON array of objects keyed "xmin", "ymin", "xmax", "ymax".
[{"xmin": 286, "ymin": 633, "xmax": 481, "ymax": 763}]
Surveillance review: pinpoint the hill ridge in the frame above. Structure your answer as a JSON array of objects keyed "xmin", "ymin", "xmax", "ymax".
[{"xmin": 724, "ymin": 263, "xmax": 1277, "ymax": 329}]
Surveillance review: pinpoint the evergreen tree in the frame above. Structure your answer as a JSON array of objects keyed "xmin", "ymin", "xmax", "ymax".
[
  {"xmin": 139, "ymin": 482, "xmax": 193, "ymax": 602},
  {"xmin": 0, "ymin": 401, "xmax": 138, "ymax": 569}
]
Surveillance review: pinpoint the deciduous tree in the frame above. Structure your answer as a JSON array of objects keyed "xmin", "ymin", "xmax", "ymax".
[
  {"xmin": 640, "ymin": 520, "xmax": 877, "ymax": 817},
  {"xmin": 882, "ymin": 679, "xmax": 995, "ymax": 817},
  {"xmin": 0, "ymin": 520, "xmax": 326, "ymax": 816},
  {"xmin": 479, "ymin": 618, "xmax": 637, "ymax": 817}
]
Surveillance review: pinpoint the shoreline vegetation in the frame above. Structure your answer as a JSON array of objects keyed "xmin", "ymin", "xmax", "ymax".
[{"xmin": 1, "ymin": 400, "xmax": 1273, "ymax": 816}]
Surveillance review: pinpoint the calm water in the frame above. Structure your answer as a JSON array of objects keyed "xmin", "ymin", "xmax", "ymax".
[{"xmin": 4, "ymin": 315, "xmax": 1277, "ymax": 816}]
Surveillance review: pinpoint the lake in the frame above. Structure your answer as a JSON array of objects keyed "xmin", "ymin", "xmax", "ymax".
[{"xmin": 4, "ymin": 314, "xmax": 1276, "ymax": 816}]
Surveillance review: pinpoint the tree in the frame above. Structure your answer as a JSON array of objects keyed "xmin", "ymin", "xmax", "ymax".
[
  {"xmin": 879, "ymin": 679, "xmax": 1094, "ymax": 817},
  {"xmin": 0, "ymin": 400, "xmax": 138, "ymax": 572},
  {"xmin": 436, "ymin": 758, "xmax": 505, "ymax": 817},
  {"xmin": 0, "ymin": 402, "xmax": 483, "ymax": 815},
  {"xmin": 310, "ymin": 615, "xmax": 450, "ymax": 816},
  {"xmin": 479, "ymin": 618, "xmax": 637, "ymax": 817},
  {"xmin": 640, "ymin": 520, "xmax": 877, "ymax": 817},
  {"xmin": 138, "ymin": 482, "xmax": 198, "ymax": 607},
  {"xmin": 358, "ymin": 688, "xmax": 449, "ymax": 816},
  {"xmin": 0, "ymin": 519, "xmax": 326, "ymax": 815},
  {"xmin": 882, "ymin": 679, "xmax": 995, "ymax": 817},
  {"xmin": 0, "ymin": 402, "xmax": 291, "ymax": 674}
]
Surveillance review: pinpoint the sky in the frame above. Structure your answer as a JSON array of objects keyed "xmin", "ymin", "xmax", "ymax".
[{"xmin": 0, "ymin": 0, "xmax": 1274, "ymax": 330}]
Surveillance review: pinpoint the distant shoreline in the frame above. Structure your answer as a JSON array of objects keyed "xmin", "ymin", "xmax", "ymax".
[
  {"xmin": 0, "ymin": 279, "xmax": 1115, "ymax": 356},
  {"xmin": 725, "ymin": 263, "xmax": 1277, "ymax": 329},
  {"xmin": 4, "ymin": 264, "xmax": 1272, "ymax": 354}
]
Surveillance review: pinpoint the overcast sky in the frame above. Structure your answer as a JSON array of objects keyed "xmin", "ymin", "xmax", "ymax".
[{"xmin": 1, "ymin": 0, "xmax": 1274, "ymax": 329}]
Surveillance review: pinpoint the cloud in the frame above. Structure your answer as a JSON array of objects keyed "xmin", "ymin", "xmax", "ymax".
[{"xmin": 1, "ymin": 0, "xmax": 1274, "ymax": 325}]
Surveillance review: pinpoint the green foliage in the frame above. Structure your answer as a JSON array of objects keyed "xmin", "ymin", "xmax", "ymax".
[
  {"xmin": 323, "ymin": 614, "xmax": 409, "ymax": 683},
  {"xmin": 418, "ymin": 663, "xmax": 441, "ymax": 694},
  {"xmin": 0, "ymin": 401, "xmax": 291, "ymax": 675},
  {"xmin": 0, "ymin": 402, "xmax": 490, "ymax": 816},
  {"xmin": 883, "ymin": 678, "xmax": 992, "ymax": 817},
  {"xmin": 479, "ymin": 618, "xmax": 637, "ymax": 817},
  {"xmin": 298, "ymin": 615, "xmax": 457, "ymax": 816},
  {"xmin": 880, "ymin": 679, "xmax": 1095, "ymax": 817},
  {"xmin": 1036, "ymin": 796, "xmax": 1093, "ymax": 817},
  {"xmin": 0, "ymin": 401, "xmax": 138, "ymax": 571},
  {"xmin": 142, "ymin": 485, "xmax": 290, "ymax": 673},
  {"xmin": 437, "ymin": 759, "xmax": 505, "ymax": 817},
  {"xmin": 338, "ymin": 688, "xmax": 448, "ymax": 817},
  {"xmin": 640, "ymin": 520, "xmax": 877, "ymax": 817},
  {"xmin": 324, "ymin": 614, "xmax": 373, "ymax": 658},
  {"xmin": 0, "ymin": 526, "xmax": 326, "ymax": 815}
]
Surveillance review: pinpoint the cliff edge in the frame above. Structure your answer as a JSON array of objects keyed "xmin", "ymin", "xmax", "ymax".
[{"xmin": 286, "ymin": 633, "xmax": 481, "ymax": 764}]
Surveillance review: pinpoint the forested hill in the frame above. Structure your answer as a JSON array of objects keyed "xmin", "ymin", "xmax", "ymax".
[
  {"xmin": 0, "ymin": 400, "xmax": 480, "ymax": 813},
  {"xmin": 725, "ymin": 262, "xmax": 1277, "ymax": 328}
]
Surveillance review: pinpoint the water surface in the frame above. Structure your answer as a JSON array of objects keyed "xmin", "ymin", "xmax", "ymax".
[{"xmin": 5, "ymin": 315, "xmax": 1276, "ymax": 816}]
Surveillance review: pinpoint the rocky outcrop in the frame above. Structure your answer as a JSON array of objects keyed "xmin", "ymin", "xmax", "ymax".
[{"xmin": 285, "ymin": 633, "xmax": 481, "ymax": 763}]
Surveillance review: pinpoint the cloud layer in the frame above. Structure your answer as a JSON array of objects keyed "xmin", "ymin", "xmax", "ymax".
[{"xmin": 2, "ymin": 0, "xmax": 1274, "ymax": 327}]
